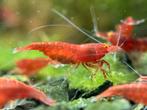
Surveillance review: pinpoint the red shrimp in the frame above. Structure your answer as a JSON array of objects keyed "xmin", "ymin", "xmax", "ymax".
[
  {"xmin": 0, "ymin": 77, "xmax": 55, "ymax": 108},
  {"xmin": 105, "ymin": 16, "xmax": 135, "ymax": 46},
  {"xmin": 96, "ymin": 17, "xmax": 135, "ymax": 39},
  {"xmin": 16, "ymin": 58, "xmax": 58, "ymax": 76},
  {"xmin": 96, "ymin": 17, "xmax": 147, "ymax": 52},
  {"xmin": 96, "ymin": 17, "xmax": 136, "ymax": 49},
  {"xmin": 107, "ymin": 32, "xmax": 147, "ymax": 52},
  {"xmin": 96, "ymin": 82, "xmax": 147, "ymax": 105},
  {"xmin": 14, "ymin": 41, "xmax": 121, "ymax": 78},
  {"xmin": 116, "ymin": 16, "xmax": 135, "ymax": 38}
]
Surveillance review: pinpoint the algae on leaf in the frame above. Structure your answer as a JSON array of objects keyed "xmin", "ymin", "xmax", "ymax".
[
  {"xmin": 39, "ymin": 77, "xmax": 69, "ymax": 102},
  {"xmin": 86, "ymin": 99, "xmax": 131, "ymax": 110}
]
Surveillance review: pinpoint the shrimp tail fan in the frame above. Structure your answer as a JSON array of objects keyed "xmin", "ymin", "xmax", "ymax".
[
  {"xmin": 13, "ymin": 42, "xmax": 45, "ymax": 53},
  {"xmin": 29, "ymin": 87, "xmax": 56, "ymax": 106}
]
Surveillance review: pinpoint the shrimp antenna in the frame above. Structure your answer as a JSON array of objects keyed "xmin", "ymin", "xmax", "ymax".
[
  {"xmin": 120, "ymin": 18, "xmax": 145, "ymax": 25},
  {"xmin": 134, "ymin": 19, "xmax": 146, "ymax": 25},
  {"xmin": 90, "ymin": 6, "xmax": 98, "ymax": 34},
  {"xmin": 116, "ymin": 26, "xmax": 122, "ymax": 47},
  {"xmin": 113, "ymin": 25, "xmax": 122, "ymax": 61},
  {"xmin": 52, "ymin": 9, "xmax": 101, "ymax": 43},
  {"xmin": 119, "ymin": 39, "xmax": 127, "ymax": 48},
  {"xmin": 123, "ymin": 61, "xmax": 141, "ymax": 77},
  {"xmin": 28, "ymin": 24, "xmax": 70, "ymax": 34}
]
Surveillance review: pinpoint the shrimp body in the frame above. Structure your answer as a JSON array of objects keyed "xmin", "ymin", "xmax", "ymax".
[
  {"xmin": 16, "ymin": 58, "xmax": 51, "ymax": 76},
  {"xmin": 15, "ymin": 41, "xmax": 120, "ymax": 78},
  {"xmin": 16, "ymin": 42, "xmax": 120, "ymax": 64},
  {"xmin": 96, "ymin": 17, "xmax": 135, "ymax": 39},
  {"xmin": 0, "ymin": 78, "xmax": 55, "ymax": 108},
  {"xmin": 96, "ymin": 83, "xmax": 147, "ymax": 105},
  {"xmin": 116, "ymin": 16, "xmax": 135, "ymax": 38}
]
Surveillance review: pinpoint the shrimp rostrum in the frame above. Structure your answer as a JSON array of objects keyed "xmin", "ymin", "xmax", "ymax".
[{"xmin": 15, "ymin": 41, "xmax": 121, "ymax": 78}]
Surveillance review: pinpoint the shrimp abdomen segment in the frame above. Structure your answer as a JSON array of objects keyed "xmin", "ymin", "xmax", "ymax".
[{"xmin": 16, "ymin": 42, "xmax": 78, "ymax": 64}]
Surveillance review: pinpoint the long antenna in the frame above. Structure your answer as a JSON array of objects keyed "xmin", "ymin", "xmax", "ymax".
[
  {"xmin": 120, "ymin": 18, "xmax": 145, "ymax": 25},
  {"xmin": 113, "ymin": 25, "xmax": 122, "ymax": 61},
  {"xmin": 116, "ymin": 26, "xmax": 122, "ymax": 47},
  {"xmin": 90, "ymin": 7, "xmax": 98, "ymax": 34},
  {"xmin": 28, "ymin": 24, "xmax": 70, "ymax": 34},
  {"xmin": 123, "ymin": 61, "xmax": 141, "ymax": 77},
  {"xmin": 119, "ymin": 39, "xmax": 127, "ymax": 48},
  {"xmin": 52, "ymin": 9, "xmax": 101, "ymax": 43}
]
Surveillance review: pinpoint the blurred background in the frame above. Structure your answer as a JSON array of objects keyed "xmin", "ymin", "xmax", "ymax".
[
  {"xmin": 0, "ymin": 0, "xmax": 147, "ymax": 71},
  {"xmin": 1, "ymin": 0, "xmax": 147, "ymax": 41}
]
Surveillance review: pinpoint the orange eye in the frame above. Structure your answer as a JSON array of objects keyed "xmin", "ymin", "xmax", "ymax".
[
  {"xmin": 108, "ymin": 31, "xmax": 114, "ymax": 38},
  {"xmin": 103, "ymin": 44, "xmax": 109, "ymax": 48}
]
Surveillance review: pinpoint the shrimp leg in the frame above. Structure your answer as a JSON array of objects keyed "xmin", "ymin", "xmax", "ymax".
[
  {"xmin": 99, "ymin": 60, "xmax": 110, "ymax": 70},
  {"xmin": 84, "ymin": 63, "xmax": 100, "ymax": 79},
  {"xmin": 97, "ymin": 60, "xmax": 110, "ymax": 79}
]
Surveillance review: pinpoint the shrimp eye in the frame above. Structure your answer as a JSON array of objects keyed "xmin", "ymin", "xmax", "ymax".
[
  {"xmin": 103, "ymin": 44, "xmax": 109, "ymax": 48},
  {"xmin": 108, "ymin": 31, "xmax": 114, "ymax": 38}
]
